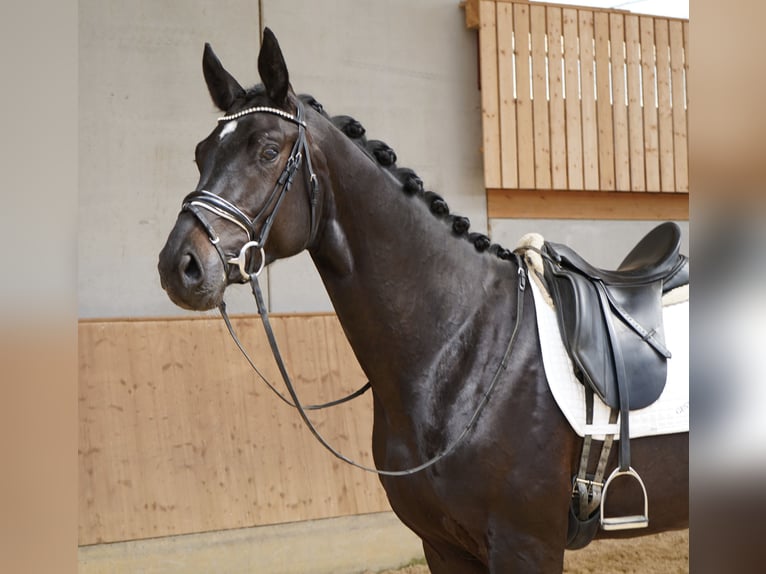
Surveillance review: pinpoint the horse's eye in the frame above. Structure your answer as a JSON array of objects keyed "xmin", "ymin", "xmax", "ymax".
[{"xmin": 261, "ymin": 146, "xmax": 280, "ymax": 162}]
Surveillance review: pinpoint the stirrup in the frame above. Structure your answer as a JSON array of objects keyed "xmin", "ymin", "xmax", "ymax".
[{"xmin": 600, "ymin": 466, "xmax": 649, "ymax": 530}]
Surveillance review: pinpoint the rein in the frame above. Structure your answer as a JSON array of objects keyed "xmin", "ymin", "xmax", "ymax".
[{"xmin": 182, "ymin": 99, "xmax": 529, "ymax": 476}]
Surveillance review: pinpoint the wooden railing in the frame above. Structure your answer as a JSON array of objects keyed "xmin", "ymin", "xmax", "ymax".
[{"xmin": 463, "ymin": 0, "xmax": 689, "ymax": 218}]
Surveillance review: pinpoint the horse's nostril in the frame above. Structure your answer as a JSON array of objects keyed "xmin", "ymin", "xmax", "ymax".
[{"xmin": 179, "ymin": 252, "xmax": 203, "ymax": 286}]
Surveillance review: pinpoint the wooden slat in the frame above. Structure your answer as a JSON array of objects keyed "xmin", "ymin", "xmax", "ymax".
[
  {"xmin": 654, "ymin": 18, "xmax": 674, "ymax": 192},
  {"xmin": 579, "ymin": 10, "xmax": 599, "ymax": 190},
  {"xmin": 479, "ymin": 1, "xmax": 501, "ymax": 188},
  {"xmin": 79, "ymin": 315, "xmax": 389, "ymax": 545},
  {"xmin": 497, "ymin": 2, "xmax": 518, "ymax": 188},
  {"xmin": 487, "ymin": 188, "xmax": 689, "ymax": 220},
  {"xmin": 529, "ymin": 5, "xmax": 550, "ymax": 189},
  {"xmin": 547, "ymin": 6, "xmax": 567, "ymax": 189},
  {"xmin": 625, "ymin": 14, "xmax": 645, "ymax": 191},
  {"xmin": 669, "ymin": 20, "xmax": 688, "ymax": 192},
  {"xmin": 514, "ymin": 2, "xmax": 535, "ymax": 188},
  {"xmin": 594, "ymin": 11, "xmax": 615, "ymax": 190},
  {"xmin": 610, "ymin": 13, "xmax": 630, "ymax": 192},
  {"xmin": 640, "ymin": 16, "xmax": 660, "ymax": 191},
  {"xmin": 563, "ymin": 8, "xmax": 583, "ymax": 189},
  {"xmin": 530, "ymin": 4, "xmax": 551, "ymax": 188}
]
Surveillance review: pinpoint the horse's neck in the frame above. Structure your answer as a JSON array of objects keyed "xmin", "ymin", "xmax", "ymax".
[{"xmin": 309, "ymin": 125, "xmax": 518, "ymax": 405}]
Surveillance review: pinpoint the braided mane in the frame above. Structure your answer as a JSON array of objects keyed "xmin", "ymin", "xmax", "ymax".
[{"xmin": 298, "ymin": 94, "xmax": 512, "ymax": 261}]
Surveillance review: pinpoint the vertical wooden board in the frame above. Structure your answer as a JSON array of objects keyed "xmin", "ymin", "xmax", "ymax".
[
  {"xmin": 514, "ymin": 2, "xmax": 535, "ymax": 188},
  {"xmin": 625, "ymin": 14, "xmax": 645, "ymax": 191},
  {"xmin": 563, "ymin": 8, "xmax": 583, "ymax": 189},
  {"xmin": 655, "ymin": 18, "xmax": 674, "ymax": 192},
  {"xmin": 594, "ymin": 12, "xmax": 615, "ymax": 190},
  {"xmin": 531, "ymin": 4, "xmax": 551, "ymax": 188},
  {"xmin": 670, "ymin": 20, "xmax": 688, "ymax": 192},
  {"xmin": 497, "ymin": 3, "xmax": 518, "ymax": 188},
  {"xmin": 640, "ymin": 16, "xmax": 660, "ymax": 192},
  {"xmin": 579, "ymin": 10, "xmax": 599, "ymax": 190},
  {"xmin": 547, "ymin": 6, "xmax": 567, "ymax": 189},
  {"xmin": 610, "ymin": 13, "xmax": 630, "ymax": 191},
  {"xmin": 479, "ymin": 1, "xmax": 501, "ymax": 188}
]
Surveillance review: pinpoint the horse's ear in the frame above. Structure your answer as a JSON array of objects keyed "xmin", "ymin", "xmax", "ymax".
[
  {"xmin": 202, "ymin": 43, "xmax": 246, "ymax": 111},
  {"xmin": 257, "ymin": 28, "xmax": 290, "ymax": 107}
]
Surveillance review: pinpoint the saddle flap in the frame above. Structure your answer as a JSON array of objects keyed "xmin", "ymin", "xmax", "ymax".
[{"xmin": 542, "ymin": 249, "xmax": 669, "ymax": 411}]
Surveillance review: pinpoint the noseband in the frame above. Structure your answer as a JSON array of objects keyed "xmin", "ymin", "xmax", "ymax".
[{"xmin": 181, "ymin": 99, "xmax": 319, "ymax": 282}]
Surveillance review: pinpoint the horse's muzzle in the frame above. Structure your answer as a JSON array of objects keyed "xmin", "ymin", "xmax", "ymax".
[{"xmin": 158, "ymin": 216, "xmax": 226, "ymax": 311}]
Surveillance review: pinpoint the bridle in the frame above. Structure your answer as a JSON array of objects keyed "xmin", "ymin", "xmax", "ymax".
[
  {"xmin": 179, "ymin": 97, "xmax": 529, "ymax": 476},
  {"xmin": 182, "ymin": 99, "xmax": 319, "ymax": 283}
]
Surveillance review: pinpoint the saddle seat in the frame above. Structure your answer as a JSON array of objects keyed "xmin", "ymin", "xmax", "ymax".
[{"xmin": 548, "ymin": 221, "xmax": 689, "ymax": 291}]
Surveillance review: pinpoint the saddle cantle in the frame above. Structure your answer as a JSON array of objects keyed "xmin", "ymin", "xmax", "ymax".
[{"xmin": 542, "ymin": 222, "xmax": 688, "ymax": 410}]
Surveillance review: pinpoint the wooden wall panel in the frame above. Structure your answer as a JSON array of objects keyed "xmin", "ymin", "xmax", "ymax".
[
  {"xmin": 467, "ymin": 0, "xmax": 689, "ymax": 205},
  {"xmin": 79, "ymin": 315, "xmax": 390, "ymax": 545}
]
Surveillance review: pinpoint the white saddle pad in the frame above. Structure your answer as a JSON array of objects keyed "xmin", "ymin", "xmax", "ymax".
[{"xmin": 529, "ymin": 275, "xmax": 689, "ymax": 439}]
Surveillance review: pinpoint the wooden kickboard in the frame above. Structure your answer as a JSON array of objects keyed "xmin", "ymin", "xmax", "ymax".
[{"xmin": 79, "ymin": 314, "xmax": 391, "ymax": 545}]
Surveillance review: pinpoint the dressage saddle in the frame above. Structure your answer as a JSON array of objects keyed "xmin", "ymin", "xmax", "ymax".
[
  {"xmin": 537, "ymin": 222, "xmax": 688, "ymax": 544},
  {"xmin": 542, "ymin": 221, "xmax": 688, "ymax": 411}
]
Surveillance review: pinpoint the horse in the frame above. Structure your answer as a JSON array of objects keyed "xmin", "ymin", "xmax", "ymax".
[{"xmin": 158, "ymin": 28, "xmax": 688, "ymax": 573}]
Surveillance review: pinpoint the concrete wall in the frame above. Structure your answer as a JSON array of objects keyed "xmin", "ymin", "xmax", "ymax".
[{"xmin": 79, "ymin": 0, "xmax": 686, "ymax": 319}]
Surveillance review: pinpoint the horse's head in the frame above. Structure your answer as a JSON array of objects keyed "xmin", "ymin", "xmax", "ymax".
[{"xmin": 158, "ymin": 29, "xmax": 320, "ymax": 310}]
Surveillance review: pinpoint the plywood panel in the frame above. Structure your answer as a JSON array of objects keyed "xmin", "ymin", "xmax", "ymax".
[
  {"xmin": 79, "ymin": 315, "xmax": 389, "ymax": 545},
  {"xmin": 547, "ymin": 6, "xmax": 567, "ymax": 190},
  {"xmin": 479, "ymin": 0, "xmax": 502, "ymax": 188},
  {"xmin": 514, "ymin": 2, "xmax": 535, "ymax": 188}
]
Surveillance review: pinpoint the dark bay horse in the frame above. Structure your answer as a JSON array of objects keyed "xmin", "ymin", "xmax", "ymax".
[{"xmin": 158, "ymin": 29, "xmax": 688, "ymax": 573}]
